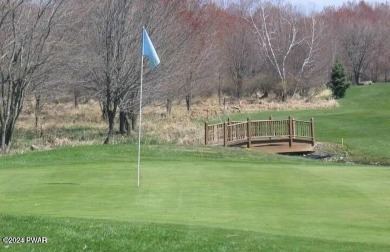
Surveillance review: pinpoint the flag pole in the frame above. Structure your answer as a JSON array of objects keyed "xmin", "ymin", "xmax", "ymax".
[
  {"xmin": 137, "ymin": 28, "xmax": 144, "ymax": 188},
  {"xmin": 137, "ymin": 26, "xmax": 160, "ymax": 187}
]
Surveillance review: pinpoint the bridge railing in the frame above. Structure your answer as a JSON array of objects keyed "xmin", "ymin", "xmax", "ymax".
[
  {"xmin": 204, "ymin": 122, "xmax": 224, "ymax": 146},
  {"xmin": 205, "ymin": 116, "xmax": 314, "ymax": 148},
  {"xmin": 294, "ymin": 120, "xmax": 314, "ymax": 141}
]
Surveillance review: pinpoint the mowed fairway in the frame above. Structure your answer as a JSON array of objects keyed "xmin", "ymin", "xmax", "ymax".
[{"xmin": 1, "ymin": 145, "xmax": 390, "ymax": 251}]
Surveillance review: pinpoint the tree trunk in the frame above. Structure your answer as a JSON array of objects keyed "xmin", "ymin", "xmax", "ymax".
[
  {"xmin": 166, "ymin": 98, "xmax": 172, "ymax": 116},
  {"xmin": 282, "ymin": 93, "xmax": 287, "ymax": 102},
  {"xmin": 0, "ymin": 128, "xmax": 6, "ymax": 152},
  {"xmin": 5, "ymin": 122, "xmax": 14, "ymax": 148},
  {"xmin": 34, "ymin": 94, "xmax": 42, "ymax": 129},
  {"xmin": 236, "ymin": 74, "xmax": 243, "ymax": 99},
  {"xmin": 1, "ymin": 120, "xmax": 15, "ymax": 153},
  {"xmin": 100, "ymin": 102, "xmax": 108, "ymax": 120},
  {"xmin": 74, "ymin": 90, "xmax": 80, "ymax": 109},
  {"xmin": 119, "ymin": 111, "xmax": 129, "ymax": 135},
  {"xmin": 355, "ymin": 72, "xmax": 360, "ymax": 85},
  {"xmin": 186, "ymin": 72, "xmax": 193, "ymax": 112},
  {"xmin": 218, "ymin": 73, "xmax": 222, "ymax": 107},
  {"xmin": 104, "ymin": 111, "xmax": 116, "ymax": 144},
  {"xmin": 185, "ymin": 93, "xmax": 191, "ymax": 112},
  {"xmin": 129, "ymin": 110, "xmax": 138, "ymax": 131}
]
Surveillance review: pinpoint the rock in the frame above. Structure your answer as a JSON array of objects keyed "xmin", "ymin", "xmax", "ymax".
[
  {"xmin": 30, "ymin": 145, "xmax": 39, "ymax": 151},
  {"xmin": 358, "ymin": 81, "xmax": 372, "ymax": 85}
]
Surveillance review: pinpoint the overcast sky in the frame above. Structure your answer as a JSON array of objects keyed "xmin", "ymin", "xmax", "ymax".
[{"xmin": 286, "ymin": 0, "xmax": 385, "ymax": 12}]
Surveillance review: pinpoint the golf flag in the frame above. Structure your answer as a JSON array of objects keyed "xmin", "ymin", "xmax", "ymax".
[{"xmin": 142, "ymin": 27, "xmax": 160, "ymax": 70}]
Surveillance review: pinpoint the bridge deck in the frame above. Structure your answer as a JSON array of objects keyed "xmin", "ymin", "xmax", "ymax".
[{"xmin": 234, "ymin": 141, "xmax": 315, "ymax": 154}]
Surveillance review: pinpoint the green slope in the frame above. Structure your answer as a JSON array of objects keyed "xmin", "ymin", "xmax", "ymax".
[{"xmin": 222, "ymin": 84, "xmax": 390, "ymax": 163}]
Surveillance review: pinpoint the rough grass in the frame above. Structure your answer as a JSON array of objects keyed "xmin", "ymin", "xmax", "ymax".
[{"xmin": 2, "ymin": 214, "xmax": 389, "ymax": 252}]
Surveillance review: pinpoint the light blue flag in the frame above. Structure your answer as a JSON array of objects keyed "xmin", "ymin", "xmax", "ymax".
[{"xmin": 142, "ymin": 27, "xmax": 160, "ymax": 70}]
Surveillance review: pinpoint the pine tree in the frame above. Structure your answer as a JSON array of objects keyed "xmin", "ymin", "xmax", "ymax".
[{"xmin": 330, "ymin": 60, "xmax": 351, "ymax": 99}]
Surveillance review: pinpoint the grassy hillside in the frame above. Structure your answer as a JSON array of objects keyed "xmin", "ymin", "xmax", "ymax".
[
  {"xmin": 223, "ymin": 84, "xmax": 390, "ymax": 164},
  {"xmin": 1, "ymin": 145, "xmax": 389, "ymax": 251}
]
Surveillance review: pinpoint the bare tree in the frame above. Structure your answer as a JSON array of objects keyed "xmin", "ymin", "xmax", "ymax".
[
  {"xmin": 367, "ymin": 31, "xmax": 387, "ymax": 82},
  {"xmin": 184, "ymin": 11, "xmax": 219, "ymax": 111},
  {"xmin": 0, "ymin": 0, "xmax": 66, "ymax": 152},
  {"xmin": 224, "ymin": 11, "xmax": 255, "ymax": 98},
  {"xmin": 73, "ymin": 0, "xmax": 197, "ymax": 143},
  {"xmin": 342, "ymin": 21, "xmax": 379, "ymax": 84},
  {"xmin": 147, "ymin": 2, "xmax": 222, "ymax": 114},
  {"xmin": 86, "ymin": 1, "xmax": 140, "ymax": 144},
  {"xmin": 248, "ymin": 2, "xmax": 323, "ymax": 100}
]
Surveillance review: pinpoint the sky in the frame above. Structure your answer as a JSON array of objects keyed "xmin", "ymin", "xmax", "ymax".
[
  {"xmin": 286, "ymin": 0, "xmax": 386, "ymax": 12},
  {"xmin": 218, "ymin": 0, "xmax": 388, "ymax": 12}
]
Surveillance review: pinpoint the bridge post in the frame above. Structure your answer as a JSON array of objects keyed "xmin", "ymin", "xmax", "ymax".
[
  {"xmin": 223, "ymin": 122, "xmax": 227, "ymax": 147},
  {"xmin": 310, "ymin": 118, "xmax": 315, "ymax": 146},
  {"xmin": 247, "ymin": 117, "xmax": 251, "ymax": 148},
  {"xmin": 289, "ymin": 115, "xmax": 293, "ymax": 148},
  {"xmin": 292, "ymin": 117, "xmax": 295, "ymax": 139},
  {"xmin": 204, "ymin": 122, "xmax": 208, "ymax": 145},
  {"xmin": 227, "ymin": 117, "xmax": 231, "ymax": 142}
]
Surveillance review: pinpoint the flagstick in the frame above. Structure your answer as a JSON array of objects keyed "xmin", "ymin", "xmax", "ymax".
[{"xmin": 137, "ymin": 54, "xmax": 144, "ymax": 187}]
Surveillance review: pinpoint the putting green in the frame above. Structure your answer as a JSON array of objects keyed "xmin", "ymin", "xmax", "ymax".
[{"xmin": 1, "ymin": 145, "xmax": 389, "ymax": 247}]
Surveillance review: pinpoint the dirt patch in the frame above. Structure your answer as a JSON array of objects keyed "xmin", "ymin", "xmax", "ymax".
[{"xmin": 304, "ymin": 142, "xmax": 349, "ymax": 162}]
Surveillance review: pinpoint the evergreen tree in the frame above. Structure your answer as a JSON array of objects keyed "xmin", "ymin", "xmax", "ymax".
[{"xmin": 330, "ymin": 60, "xmax": 351, "ymax": 99}]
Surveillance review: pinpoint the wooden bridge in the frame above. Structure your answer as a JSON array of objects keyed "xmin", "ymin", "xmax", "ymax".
[{"xmin": 204, "ymin": 116, "xmax": 315, "ymax": 153}]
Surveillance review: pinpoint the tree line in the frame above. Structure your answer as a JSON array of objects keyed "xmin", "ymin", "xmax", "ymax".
[{"xmin": 1, "ymin": 0, "xmax": 389, "ymax": 151}]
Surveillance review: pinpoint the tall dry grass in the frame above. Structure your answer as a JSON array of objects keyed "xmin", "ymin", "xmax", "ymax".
[
  {"xmin": 10, "ymin": 91, "xmax": 337, "ymax": 153},
  {"xmin": 13, "ymin": 100, "xmax": 106, "ymax": 153}
]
